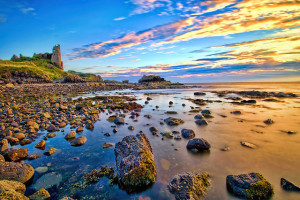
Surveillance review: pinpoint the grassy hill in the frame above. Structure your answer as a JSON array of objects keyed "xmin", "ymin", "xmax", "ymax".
[{"xmin": 0, "ymin": 58, "xmax": 102, "ymax": 84}]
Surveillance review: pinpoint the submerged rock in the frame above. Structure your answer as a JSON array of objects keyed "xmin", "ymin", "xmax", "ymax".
[
  {"xmin": 168, "ymin": 172, "xmax": 210, "ymax": 200},
  {"xmin": 164, "ymin": 117, "xmax": 184, "ymax": 126},
  {"xmin": 181, "ymin": 129, "xmax": 195, "ymax": 139},
  {"xmin": 0, "ymin": 180, "xmax": 28, "ymax": 200},
  {"xmin": 32, "ymin": 172, "xmax": 62, "ymax": 191},
  {"xmin": 186, "ymin": 138, "xmax": 211, "ymax": 151},
  {"xmin": 114, "ymin": 134, "xmax": 157, "ymax": 192},
  {"xmin": 281, "ymin": 178, "xmax": 300, "ymax": 192},
  {"xmin": 114, "ymin": 117, "xmax": 125, "ymax": 125},
  {"xmin": 226, "ymin": 172, "xmax": 273, "ymax": 199},
  {"xmin": 29, "ymin": 188, "xmax": 50, "ymax": 200},
  {"xmin": 0, "ymin": 162, "xmax": 34, "ymax": 183}
]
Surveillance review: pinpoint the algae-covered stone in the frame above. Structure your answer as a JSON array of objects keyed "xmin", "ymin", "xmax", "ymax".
[
  {"xmin": 0, "ymin": 180, "xmax": 28, "ymax": 200},
  {"xmin": 164, "ymin": 117, "xmax": 184, "ymax": 126},
  {"xmin": 226, "ymin": 172, "xmax": 273, "ymax": 199},
  {"xmin": 168, "ymin": 172, "xmax": 210, "ymax": 200},
  {"xmin": 0, "ymin": 162, "xmax": 34, "ymax": 183},
  {"xmin": 29, "ymin": 188, "xmax": 50, "ymax": 200},
  {"xmin": 114, "ymin": 133, "xmax": 157, "ymax": 192}
]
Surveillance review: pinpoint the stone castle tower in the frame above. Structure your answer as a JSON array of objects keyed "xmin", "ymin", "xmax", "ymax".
[{"xmin": 51, "ymin": 45, "xmax": 63, "ymax": 70}]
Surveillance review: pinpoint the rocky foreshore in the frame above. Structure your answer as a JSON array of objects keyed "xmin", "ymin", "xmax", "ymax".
[{"xmin": 0, "ymin": 81, "xmax": 299, "ymax": 199}]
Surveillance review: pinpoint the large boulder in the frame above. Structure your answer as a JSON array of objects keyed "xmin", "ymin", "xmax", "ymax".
[
  {"xmin": 0, "ymin": 180, "xmax": 28, "ymax": 200},
  {"xmin": 181, "ymin": 129, "xmax": 195, "ymax": 139},
  {"xmin": 164, "ymin": 117, "xmax": 184, "ymax": 126},
  {"xmin": 186, "ymin": 138, "xmax": 211, "ymax": 152},
  {"xmin": 226, "ymin": 172, "xmax": 273, "ymax": 199},
  {"xmin": 114, "ymin": 134, "xmax": 157, "ymax": 192},
  {"xmin": 0, "ymin": 162, "xmax": 34, "ymax": 183},
  {"xmin": 168, "ymin": 172, "xmax": 210, "ymax": 200}
]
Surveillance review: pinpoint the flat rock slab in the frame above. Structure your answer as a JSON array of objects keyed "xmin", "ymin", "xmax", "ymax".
[
  {"xmin": 168, "ymin": 172, "xmax": 210, "ymax": 200},
  {"xmin": 240, "ymin": 141, "xmax": 257, "ymax": 149},
  {"xmin": 226, "ymin": 172, "xmax": 273, "ymax": 199},
  {"xmin": 0, "ymin": 162, "xmax": 34, "ymax": 183},
  {"xmin": 114, "ymin": 133, "xmax": 157, "ymax": 192}
]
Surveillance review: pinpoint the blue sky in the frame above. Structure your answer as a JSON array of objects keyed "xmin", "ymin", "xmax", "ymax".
[{"xmin": 0, "ymin": 0, "xmax": 299, "ymax": 82}]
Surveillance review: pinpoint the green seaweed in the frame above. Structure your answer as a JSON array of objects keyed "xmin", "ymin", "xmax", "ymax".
[{"xmin": 246, "ymin": 173, "xmax": 274, "ymax": 200}]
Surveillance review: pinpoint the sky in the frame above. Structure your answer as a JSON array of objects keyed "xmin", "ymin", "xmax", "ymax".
[{"xmin": 0, "ymin": 0, "xmax": 299, "ymax": 83}]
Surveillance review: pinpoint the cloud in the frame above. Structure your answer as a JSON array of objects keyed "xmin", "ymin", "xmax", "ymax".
[
  {"xmin": 114, "ymin": 17, "xmax": 126, "ymax": 21},
  {"xmin": 129, "ymin": 0, "xmax": 172, "ymax": 15},
  {"xmin": 69, "ymin": 17, "xmax": 196, "ymax": 60},
  {"xmin": 21, "ymin": 7, "xmax": 35, "ymax": 14}
]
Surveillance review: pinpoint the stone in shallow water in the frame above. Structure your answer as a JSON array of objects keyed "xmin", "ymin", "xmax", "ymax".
[
  {"xmin": 186, "ymin": 138, "xmax": 211, "ymax": 151},
  {"xmin": 226, "ymin": 172, "xmax": 273, "ymax": 199},
  {"xmin": 35, "ymin": 166, "xmax": 48, "ymax": 173},
  {"xmin": 114, "ymin": 133, "xmax": 157, "ymax": 192},
  {"xmin": 168, "ymin": 172, "xmax": 210, "ymax": 200},
  {"xmin": 7, "ymin": 148, "xmax": 28, "ymax": 162},
  {"xmin": 281, "ymin": 178, "xmax": 300, "ymax": 192},
  {"xmin": 164, "ymin": 117, "xmax": 184, "ymax": 126},
  {"xmin": 29, "ymin": 188, "xmax": 50, "ymax": 200},
  {"xmin": 32, "ymin": 172, "xmax": 62, "ymax": 191},
  {"xmin": 181, "ymin": 129, "xmax": 195, "ymax": 139},
  {"xmin": 240, "ymin": 141, "xmax": 257, "ymax": 149}
]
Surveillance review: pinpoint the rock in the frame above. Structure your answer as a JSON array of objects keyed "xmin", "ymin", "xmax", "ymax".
[
  {"xmin": 168, "ymin": 172, "xmax": 210, "ymax": 200},
  {"xmin": 47, "ymin": 133, "xmax": 56, "ymax": 138},
  {"xmin": 5, "ymin": 136, "xmax": 19, "ymax": 145},
  {"xmin": 86, "ymin": 123, "xmax": 94, "ymax": 130},
  {"xmin": 59, "ymin": 122, "xmax": 67, "ymax": 128},
  {"xmin": 231, "ymin": 111, "xmax": 242, "ymax": 115},
  {"xmin": 14, "ymin": 133, "xmax": 25, "ymax": 140},
  {"xmin": 174, "ymin": 135, "xmax": 182, "ymax": 140},
  {"xmin": 164, "ymin": 117, "xmax": 184, "ymax": 126},
  {"xmin": 35, "ymin": 140, "xmax": 45, "ymax": 149},
  {"xmin": 128, "ymin": 126, "xmax": 134, "ymax": 130},
  {"xmin": 149, "ymin": 127, "xmax": 158, "ymax": 133},
  {"xmin": 102, "ymin": 142, "xmax": 114, "ymax": 149},
  {"xmin": 0, "ymin": 139, "xmax": 9, "ymax": 154},
  {"xmin": 113, "ymin": 128, "xmax": 117, "ymax": 133},
  {"xmin": 65, "ymin": 131, "xmax": 76, "ymax": 139},
  {"xmin": 194, "ymin": 92, "xmax": 206, "ymax": 96},
  {"xmin": 44, "ymin": 147, "xmax": 56, "ymax": 156},
  {"xmin": 181, "ymin": 129, "xmax": 195, "ymax": 139},
  {"xmin": 160, "ymin": 132, "xmax": 174, "ymax": 138},
  {"xmin": 32, "ymin": 172, "xmax": 62, "ymax": 191},
  {"xmin": 114, "ymin": 134, "xmax": 157, "ymax": 192},
  {"xmin": 240, "ymin": 141, "xmax": 257, "ymax": 149},
  {"xmin": 165, "ymin": 111, "xmax": 178, "ymax": 114},
  {"xmin": 27, "ymin": 154, "xmax": 42, "ymax": 160},
  {"xmin": 281, "ymin": 178, "xmax": 300, "ymax": 192},
  {"xmin": 35, "ymin": 167, "xmax": 48, "ymax": 173},
  {"xmin": 0, "ymin": 155, "xmax": 5, "ymax": 163},
  {"xmin": 195, "ymin": 119, "xmax": 208, "ymax": 126},
  {"xmin": 0, "ymin": 180, "xmax": 28, "ymax": 200},
  {"xmin": 47, "ymin": 124, "xmax": 56, "ymax": 132},
  {"xmin": 226, "ymin": 172, "xmax": 273, "ymax": 199},
  {"xmin": 169, "ymin": 101, "xmax": 173, "ymax": 105},
  {"xmin": 0, "ymin": 162, "xmax": 34, "ymax": 183},
  {"xmin": 186, "ymin": 138, "xmax": 210, "ymax": 151},
  {"xmin": 104, "ymin": 133, "xmax": 111, "ymax": 137},
  {"xmin": 29, "ymin": 188, "xmax": 50, "ymax": 200},
  {"xmin": 241, "ymin": 100, "xmax": 256, "ymax": 104},
  {"xmin": 70, "ymin": 136, "xmax": 87, "ymax": 146},
  {"xmin": 76, "ymin": 126, "xmax": 84, "ymax": 133},
  {"xmin": 43, "ymin": 112, "xmax": 51, "ymax": 119},
  {"xmin": 264, "ymin": 119, "xmax": 274, "ymax": 125},
  {"xmin": 221, "ymin": 146, "xmax": 230, "ymax": 151},
  {"xmin": 7, "ymin": 148, "xmax": 28, "ymax": 162},
  {"xmin": 201, "ymin": 110, "xmax": 211, "ymax": 115},
  {"xmin": 114, "ymin": 117, "xmax": 125, "ymax": 125},
  {"xmin": 194, "ymin": 114, "xmax": 203, "ymax": 119}
]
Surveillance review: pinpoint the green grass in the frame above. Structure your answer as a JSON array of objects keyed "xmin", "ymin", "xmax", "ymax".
[{"xmin": 0, "ymin": 59, "xmax": 69, "ymax": 81}]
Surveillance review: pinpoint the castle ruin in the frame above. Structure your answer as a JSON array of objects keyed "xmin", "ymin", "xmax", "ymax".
[{"xmin": 11, "ymin": 45, "xmax": 63, "ymax": 70}]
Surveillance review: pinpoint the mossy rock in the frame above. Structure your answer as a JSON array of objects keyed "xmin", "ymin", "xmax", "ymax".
[
  {"xmin": 227, "ymin": 172, "xmax": 273, "ymax": 200},
  {"xmin": 0, "ymin": 180, "xmax": 28, "ymax": 200}
]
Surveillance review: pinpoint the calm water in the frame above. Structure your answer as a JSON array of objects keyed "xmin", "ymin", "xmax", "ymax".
[{"xmin": 22, "ymin": 82, "xmax": 300, "ymax": 200}]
